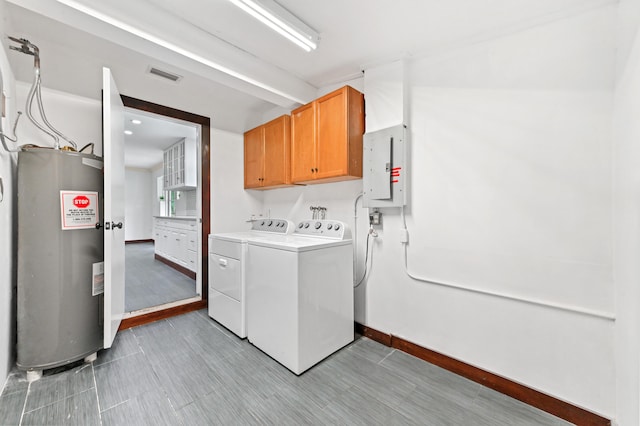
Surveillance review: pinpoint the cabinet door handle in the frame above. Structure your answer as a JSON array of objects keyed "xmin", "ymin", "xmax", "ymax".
[
  {"xmin": 310, "ymin": 168, "xmax": 314, "ymax": 173},
  {"xmin": 315, "ymin": 168, "xmax": 318, "ymax": 172}
]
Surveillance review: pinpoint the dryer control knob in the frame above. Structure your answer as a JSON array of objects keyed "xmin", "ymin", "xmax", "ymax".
[
  {"xmin": 315, "ymin": 222, "xmax": 322, "ymax": 229},
  {"xmin": 267, "ymin": 220, "xmax": 273, "ymax": 226},
  {"xmin": 327, "ymin": 223, "xmax": 333, "ymax": 230},
  {"xmin": 298, "ymin": 223, "xmax": 304, "ymax": 228},
  {"xmin": 304, "ymin": 223, "xmax": 310, "ymax": 229},
  {"xmin": 334, "ymin": 224, "xmax": 341, "ymax": 231}
]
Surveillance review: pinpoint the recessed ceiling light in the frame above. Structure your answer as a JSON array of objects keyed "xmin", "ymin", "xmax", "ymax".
[
  {"xmin": 124, "ymin": 130, "xmax": 133, "ymax": 135},
  {"xmin": 131, "ymin": 119, "xmax": 142, "ymax": 125}
]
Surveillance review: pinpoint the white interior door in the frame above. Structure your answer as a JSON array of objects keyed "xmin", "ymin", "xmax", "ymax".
[{"xmin": 103, "ymin": 67, "xmax": 125, "ymax": 348}]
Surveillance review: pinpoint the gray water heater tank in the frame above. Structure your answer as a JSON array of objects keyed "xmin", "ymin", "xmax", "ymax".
[{"xmin": 17, "ymin": 147, "xmax": 104, "ymax": 371}]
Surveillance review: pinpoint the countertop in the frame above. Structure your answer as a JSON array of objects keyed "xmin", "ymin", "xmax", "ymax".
[{"xmin": 153, "ymin": 215, "xmax": 198, "ymax": 221}]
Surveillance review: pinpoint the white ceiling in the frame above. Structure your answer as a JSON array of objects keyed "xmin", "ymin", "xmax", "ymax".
[
  {"xmin": 3, "ymin": 0, "xmax": 615, "ymax": 167},
  {"xmin": 123, "ymin": 109, "xmax": 197, "ymax": 170}
]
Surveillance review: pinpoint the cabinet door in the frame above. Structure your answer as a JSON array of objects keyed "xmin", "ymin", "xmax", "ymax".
[
  {"xmin": 187, "ymin": 230, "xmax": 197, "ymax": 251},
  {"xmin": 163, "ymin": 151, "xmax": 169, "ymax": 189},
  {"xmin": 173, "ymin": 144, "xmax": 181, "ymax": 187},
  {"xmin": 263, "ymin": 115, "xmax": 290, "ymax": 187},
  {"xmin": 153, "ymin": 221, "xmax": 161, "ymax": 244},
  {"xmin": 158, "ymin": 228, "xmax": 169, "ymax": 256},
  {"xmin": 169, "ymin": 229, "xmax": 181, "ymax": 261},
  {"xmin": 177, "ymin": 230, "xmax": 188, "ymax": 267},
  {"xmin": 244, "ymin": 126, "xmax": 264, "ymax": 188},
  {"xmin": 291, "ymin": 103, "xmax": 316, "ymax": 183},
  {"xmin": 168, "ymin": 148, "xmax": 175, "ymax": 187},
  {"xmin": 316, "ymin": 88, "xmax": 348, "ymax": 179},
  {"xmin": 177, "ymin": 142, "xmax": 185, "ymax": 186}
]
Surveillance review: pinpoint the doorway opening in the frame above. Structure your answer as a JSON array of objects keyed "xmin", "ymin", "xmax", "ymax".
[{"xmin": 118, "ymin": 95, "xmax": 210, "ymax": 329}]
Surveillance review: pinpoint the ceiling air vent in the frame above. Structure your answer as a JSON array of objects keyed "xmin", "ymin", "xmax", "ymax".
[{"xmin": 147, "ymin": 66, "xmax": 183, "ymax": 83}]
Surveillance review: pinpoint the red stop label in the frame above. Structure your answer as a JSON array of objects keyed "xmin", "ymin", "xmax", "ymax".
[{"xmin": 73, "ymin": 195, "xmax": 90, "ymax": 208}]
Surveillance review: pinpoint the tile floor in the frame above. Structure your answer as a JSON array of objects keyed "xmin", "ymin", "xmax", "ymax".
[
  {"xmin": 125, "ymin": 242, "xmax": 197, "ymax": 312},
  {"xmin": 0, "ymin": 310, "xmax": 572, "ymax": 425}
]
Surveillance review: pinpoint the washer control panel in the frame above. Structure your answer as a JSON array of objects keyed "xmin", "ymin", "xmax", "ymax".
[
  {"xmin": 294, "ymin": 220, "xmax": 350, "ymax": 239},
  {"xmin": 251, "ymin": 219, "xmax": 295, "ymax": 234}
]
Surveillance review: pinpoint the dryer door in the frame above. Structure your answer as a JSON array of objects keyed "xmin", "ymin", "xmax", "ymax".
[{"xmin": 208, "ymin": 252, "xmax": 245, "ymax": 337}]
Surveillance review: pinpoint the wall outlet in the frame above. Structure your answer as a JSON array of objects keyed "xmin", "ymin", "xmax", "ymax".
[{"xmin": 369, "ymin": 210, "xmax": 381, "ymax": 225}]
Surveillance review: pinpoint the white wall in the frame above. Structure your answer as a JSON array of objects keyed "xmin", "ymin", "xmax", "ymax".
[
  {"xmin": 613, "ymin": 2, "xmax": 640, "ymax": 424},
  {"xmin": 210, "ymin": 128, "xmax": 262, "ymax": 233},
  {"xmin": 151, "ymin": 163, "xmax": 163, "ymax": 216},
  {"xmin": 616, "ymin": 0, "xmax": 640, "ymax": 79},
  {"xmin": 174, "ymin": 189, "xmax": 197, "ymax": 217},
  {"xmin": 0, "ymin": 0, "xmax": 19, "ymax": 390},
  {"xmin": 14, "ymin": 82, "xmax": 102, "ymax": 154},
  {"xmin": 262, "ymin": 4, "xmax": 616, "ymax": 419},
  {"xmin": 124, "ymin": 167, "xmax": 153, "ymax": 240}
]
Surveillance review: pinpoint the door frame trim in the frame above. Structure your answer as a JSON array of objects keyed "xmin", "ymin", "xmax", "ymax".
[{"xmin": 118, "ymin": 94, "xmax": 210, "ymax": 329}]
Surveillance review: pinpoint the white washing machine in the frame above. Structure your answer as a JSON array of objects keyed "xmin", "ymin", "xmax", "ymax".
[
  {"xmin": 246, "ymin": 219, "xmax": 354, "ymax": 375},
  {"xmin": 208, "ymin": 219, "xmax": 294, "ymax": 338}
]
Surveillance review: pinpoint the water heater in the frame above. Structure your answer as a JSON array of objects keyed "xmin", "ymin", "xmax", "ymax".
[{"xmin": 17, "ymin": 147, "xmax": 104, "ymax": 371}]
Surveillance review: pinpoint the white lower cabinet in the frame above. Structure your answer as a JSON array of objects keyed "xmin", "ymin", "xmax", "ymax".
[{"xmin": 153, "ymin": 217, "xmax": 198, "ymax": 272}]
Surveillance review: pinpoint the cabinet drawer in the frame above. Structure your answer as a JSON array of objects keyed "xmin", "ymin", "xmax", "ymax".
[
  {"xmin": 156, "ymin": 219, "xmax": 171, "ymax": 228},
  {"xmin": 169, "ymin": 221, "xmax": 190, "ymax": 230},
  {"xmin": 154, "ymin": 218, "xmax": 197, "ymax": 230}
]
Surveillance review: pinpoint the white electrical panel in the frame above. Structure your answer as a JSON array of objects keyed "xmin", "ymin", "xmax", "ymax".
[{"xmin": 363, "ymin": 125, "xmax": 406, "ymax": 208}]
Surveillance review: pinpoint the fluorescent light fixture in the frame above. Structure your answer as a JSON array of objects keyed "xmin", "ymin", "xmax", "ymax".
[
  {"xmin": 131, "ymin": 119, "xmax": 142, "ymax": 125},
  {"xmin": 54, "ymin": 0, "xmax": 308, "ymax": 104},
  {"xmin": 228, "ymin": 0, "xmax": 318, "ymax": 52},
  {"xmin": 124, "ymin": 130, "xmax": 133, "ymax": 135}
]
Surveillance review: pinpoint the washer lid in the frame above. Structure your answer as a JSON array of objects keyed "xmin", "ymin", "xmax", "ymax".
[{"xmin": 248, "ymin": 235, "xmax": 352, "ymax": 252}]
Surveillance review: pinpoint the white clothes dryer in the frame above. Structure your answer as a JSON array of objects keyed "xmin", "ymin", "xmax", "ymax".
[
  {"xmin": 246, "ymin": 220, "xmax": 354, "ymax": 375},
  {"xmin": 208, "ymin": 219, "xmax": 294, "ymax": 338}
]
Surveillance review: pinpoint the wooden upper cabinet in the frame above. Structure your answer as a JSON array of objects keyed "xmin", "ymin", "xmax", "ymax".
[
  {"xmin": 263, "ymin": 115, "xmax": 291, "ymax": 187},
  {"xmin": 244, "ymin": 126, "xmax": 264, "ymax": 189},
  {"xmin": 291, "ymin": 102, "xmax": 316, "ymax": 183},
  {"xmin": 291, "ymin": 85, "xmax": 364, "ymax": 184},
  {"xmin": 243, "ymin": 115, "xmax": 292, "ymax": 189}
]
